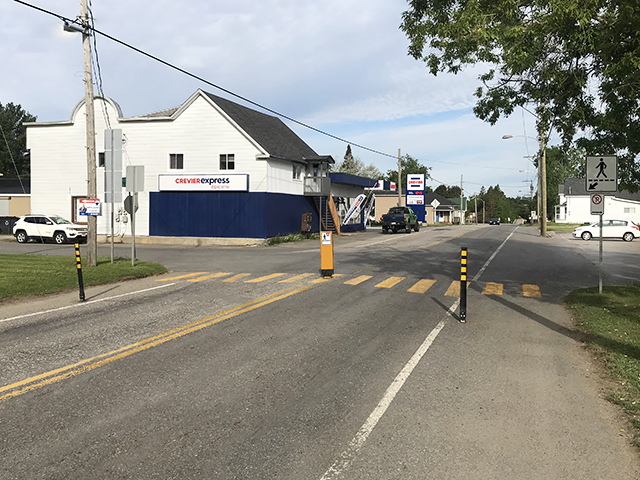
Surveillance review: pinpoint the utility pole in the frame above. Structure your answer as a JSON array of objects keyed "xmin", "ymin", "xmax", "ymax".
[
  {"xmin": 397, "ymin": 148, "xmax": 402, "ymax": 207},
  {"xmin": 81, "ymin": 0, "xmax": 98, "ymax": 266},
  {"xmin": 474, "ymin": 194, "xmax": 478, "ymax": 224},
  {"xmin": 460, "ymin": 174, "xmax": 464, "ymax": 225},
  {"xmin": 540, "ymin": 129, "xmax": 548, "ymax": 237}
]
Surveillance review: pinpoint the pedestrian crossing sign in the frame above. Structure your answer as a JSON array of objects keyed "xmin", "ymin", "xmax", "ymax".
[{"xmin": 586, "ymin": 156, "xmax": 617, "ymax": 192}]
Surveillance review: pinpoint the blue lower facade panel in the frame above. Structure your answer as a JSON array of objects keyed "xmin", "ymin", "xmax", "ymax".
[{"xmin": 149, "ymin": 191, "xmax": 320, "ymax": 239}]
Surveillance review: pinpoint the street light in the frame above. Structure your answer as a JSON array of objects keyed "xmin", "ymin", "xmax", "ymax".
[{"xmin": 502, "ymin": 134, "xmax": 547, "ymax": 236}]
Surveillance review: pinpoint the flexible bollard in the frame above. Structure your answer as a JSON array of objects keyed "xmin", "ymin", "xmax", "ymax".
[
  {"xmin": 75, "ymin": 243, "xmax": 85, "ymax": 302},
  {"xmin": 460, "ymin": 247, "xmax": 467, "ymax": 322}
]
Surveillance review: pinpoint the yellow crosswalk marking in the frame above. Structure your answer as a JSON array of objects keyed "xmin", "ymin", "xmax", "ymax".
[
  {"xmin": 223, "ymin": 273, "xmax": 251, "ymax": 283},
  {"xmin": 188, "ymin": 272, "xmax": 232, "ymax": 283},
  {"xmin": 157, "ymin": 272, "xmax": 208, "ymax": 282},
  {"xmin": 344, "ymin": 275, "xmax": 373, "ymax": 286},
  {"xmin": 522, "ymin": 284, "xmax": 542, "ymax": 298},
  {"xmin": 408, "ymin": 279, "xmax": 436, "ymax": 294},
  {"xmin": 245, "ymin": 273, "xmax": 287, "ymax": 283},
  {"xmin": 444, "ymin": 281, "xmax": 470, "ymax": 296},
  {"xmin": 482, "ymin": 282, "xmax": 503, "ymax": 295},
  {"xmin": 375, "ymin": 277, "xmax": 405, "ymax": 289},
  {"xmin": 279, "ymin": 273, "xmax": 315, "ymax": 284}
]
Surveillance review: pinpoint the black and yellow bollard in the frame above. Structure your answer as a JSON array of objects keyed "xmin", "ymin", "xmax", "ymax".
[
  {"xmin": 460, "ymin": 247, "xmax": 467, "ymax": 322},
  {"xmin": 75, "ymin": 243, "xmax": 85, "ymax": 302}
]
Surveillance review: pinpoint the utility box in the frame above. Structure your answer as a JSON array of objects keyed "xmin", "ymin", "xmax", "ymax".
[{"xmin": 301, "ymin": 213, "xmax": 313, "ymax": 233}]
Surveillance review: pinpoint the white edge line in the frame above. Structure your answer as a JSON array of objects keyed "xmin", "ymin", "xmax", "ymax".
[
  {"xmin": 0, "ymin": 283, "xmax": 177, "ymax": 324},
  {"xmin": 471, "ymin": 226, "xmax": 518, "ymax": 282},
  {"xmin": 320, "ymin": 299, "xmax": 459, "ymax": 480}
]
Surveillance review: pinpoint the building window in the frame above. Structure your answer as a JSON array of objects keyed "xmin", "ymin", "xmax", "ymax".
[
  {"xmin": 170, "ymin": 154, "xmax": 184, "ymax": 170},
  {"xmin": 624, "ymin": 207, "xmax": 636, "ymax": 214},
  {"xmin": 220, "ymin": 153, "xmax": 235, "ymax": 170},
  {"xmin": 293, "ymin": 164, "xmax": 303, "ymax": 180},
  {"xmin": 98, "ymin": 152, "xmax": 105, "ymax": 168}
]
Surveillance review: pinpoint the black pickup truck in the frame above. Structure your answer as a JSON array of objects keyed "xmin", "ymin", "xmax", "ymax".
[{"xmin": 381, "ymin": 206, "xmax": 420, "ymax": 233}]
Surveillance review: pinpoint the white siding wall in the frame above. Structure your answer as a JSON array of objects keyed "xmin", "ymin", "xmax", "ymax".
[
  {"xmin": 27, "ymin": 93, "xmax": 272, "ymax": 236},
  {"xmin": 566, "ymin": 196, "xmax": 640, "ymax": 224},
  {"xmin": 266, "ymin": 159, "xmax": 303, "ymax": 194}
]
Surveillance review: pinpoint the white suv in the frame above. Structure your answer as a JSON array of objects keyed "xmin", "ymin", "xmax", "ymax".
[{"xmin": 13, "ymin": 215, "xmax": 88, "ymax": 244}]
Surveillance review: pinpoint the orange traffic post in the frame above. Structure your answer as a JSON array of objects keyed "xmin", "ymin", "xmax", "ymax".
[
  {"xmin": 320, "ymin": 231, "xmax": 334, "ymax": 277},
  {"xmin": 75, "ymin": 243, "xmax": 85, "ymax": 302}
]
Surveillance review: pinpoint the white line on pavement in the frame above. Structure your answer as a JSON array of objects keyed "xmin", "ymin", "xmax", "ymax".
[
  {"xmin": 319, "ymin": 300, "xmax": 458, "ymax": 480},
  {"xmin": 0, "ymin": 283, "xmax": 177, "ymax": 324}
]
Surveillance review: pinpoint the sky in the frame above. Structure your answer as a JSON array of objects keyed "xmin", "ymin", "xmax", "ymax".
[{"xmin": 2, "ymin": 0, "xmax": 543, "ymax": 198}]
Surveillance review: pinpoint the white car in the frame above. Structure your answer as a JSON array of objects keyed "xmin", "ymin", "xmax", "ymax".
[
  {"xmin": 572, "ymin": 219, "xmax": 640, "ymax": 242},
  {"xmin": 13, "ymin": 214, "xmax": 88, "ymax": 244}
]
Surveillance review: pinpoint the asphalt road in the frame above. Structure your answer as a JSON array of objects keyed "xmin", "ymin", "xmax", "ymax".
[{"xmin": 0, "ymin": 225, "xmax": 639, "ymax": 479}]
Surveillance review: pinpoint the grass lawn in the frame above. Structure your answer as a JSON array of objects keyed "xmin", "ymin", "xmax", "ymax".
[
  {"xmin": 0, "ymin": 254, "xmax": 167, "ymax": 302},
  {"xmin": 567, "ymin": 285, "xmax": 640, "ymax": 446},
  {"xmin": 546, "ymin": 222, "xmax": 584, "ymax": 232}
]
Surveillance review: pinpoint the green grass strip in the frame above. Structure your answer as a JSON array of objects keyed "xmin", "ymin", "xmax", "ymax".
[
  {"xmin": 0, "ymin": 254, "xmax": 167, "ymax": 302},
  {"xmin": 567, "ymin": 285, "xmax": 640, "ymax": 446}
]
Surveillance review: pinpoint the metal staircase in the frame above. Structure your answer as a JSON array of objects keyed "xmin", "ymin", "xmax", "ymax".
[{"xmin": 314, "ymin": 196, "xmax": 341, "ymax": 234}]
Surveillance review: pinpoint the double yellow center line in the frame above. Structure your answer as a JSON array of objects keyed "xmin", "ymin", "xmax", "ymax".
[{"xmin": 0, "ymin": 284, "xmax": 312, "ymax": 403}]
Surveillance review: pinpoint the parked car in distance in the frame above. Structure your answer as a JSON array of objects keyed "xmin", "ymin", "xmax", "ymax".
[
  {"xmin": 572, "ymin": 219, "xmax": 640, "ymax": 242},
  {"xmin": 13, "ymin": 214, "xmax": 88, "ymax": 244},
  {"xmin": 381, "ymin": 206, "xmax": 420, "ymax": 233},
  {"xmin": 489, "ymin": 218, "xmax": 500, "ymax": 225}
]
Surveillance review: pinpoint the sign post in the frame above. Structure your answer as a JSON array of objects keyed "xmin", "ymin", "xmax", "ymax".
[
  {"xmin": 586, "ymin": 156, "xmax": 617, "ymax": 293},
  {"xmin": 125, "ymin": 166, "xmax": 144, "ymax": 267}
]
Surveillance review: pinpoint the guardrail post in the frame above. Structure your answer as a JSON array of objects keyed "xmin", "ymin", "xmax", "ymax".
[
  {"xmin": 75, "ymin": 243, "xmax": 85, "ymax": 302},
  {"xmin": 460, "ymin": 247, "xmax": 467, "ymax": 322}
]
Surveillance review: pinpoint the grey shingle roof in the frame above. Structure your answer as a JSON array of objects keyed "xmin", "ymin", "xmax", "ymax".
[
  {"xmin": 0, "ymin": 178, "xmax": 30, "ymax": 194},
  {"xmin": 203, "ymin": 91, "xmax": 319, "ymax": 163},
  {"xmin": 562, "ymin": 178, "xmax": 640, "ymax": 201}
]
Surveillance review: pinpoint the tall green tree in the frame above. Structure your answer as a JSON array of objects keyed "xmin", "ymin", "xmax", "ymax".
[
  {"xmin": 544, "ymin": 145, "xmax": 584, "ymax": 217},
  {"xmin": 434, "ymin": 184, "xmax": 461, "ymax": 198},
  {"xmin": 401, "ymin": 0, "xmax": 640, "ymax": 191},
  {"xmin": 0, "ymin": 102, "xmax": 36, "ymax": 178},
  {"xmin": 334, "ymin": 144, "xmax": 381, "ymax": 179}
]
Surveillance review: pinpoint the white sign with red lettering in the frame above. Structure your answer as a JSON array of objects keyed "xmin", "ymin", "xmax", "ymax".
[
  {"xmin": 158, "ymin": 174, "xmax": 249, "ymax": 191},
  {"xmin": 407, "ymin": 174, "xmax": 425, "ymax": 191}
]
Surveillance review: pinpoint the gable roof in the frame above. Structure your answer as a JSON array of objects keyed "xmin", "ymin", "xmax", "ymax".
[
  {"xmin": 560, "ymin": 178, "xmax": 640, "ymax": 202},
  {"xmin": 425, "ymin": 192, "xmax": 458, "ymax": 208},
  {"xmin": 202, "ymin": 91, "xmax": 321, "ymax": 163}
]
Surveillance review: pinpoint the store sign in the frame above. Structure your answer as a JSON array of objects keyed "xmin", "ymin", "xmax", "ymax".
[
  {"xmin": 158, "ymin": 174, "xmax": 249, "ymax": 192},
  {"xmin": 407, "ymin": 174, "xmax": 425, "ymax": 191},
  {"xmin": 407, "ymin": 194, "xmax": 424, "ymax": 205}
]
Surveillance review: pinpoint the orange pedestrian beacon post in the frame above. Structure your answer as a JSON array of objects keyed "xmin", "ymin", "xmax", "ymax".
[{"xmin": 320, "ymin": 231, "xmax": 334, "ymax": 277}]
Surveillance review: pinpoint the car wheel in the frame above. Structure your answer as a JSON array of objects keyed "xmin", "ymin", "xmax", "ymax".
[
  {"xmin": 581, "ymin": 231, "xmax": 592, "ymax": 241},
  {"xmin": 414, "ymin": 223, "xmax": 420, "ymax": 232},
  {"xmin": 54, "ymin": 231, "xmax": 68, "ymax": 244},
  {"xmin": 406, "ymin": 224, "xmax": 412, "ymax": 233},
  {"xmin": 15, "ymin": 230, "xmax": 28, "ymax": 243},
  {"xmin": 623, "ymin": 232, "xmax": 634, "ymax": 242},
  {"xmin": 382, "ymin": 228, "xmax": 388, "ymax": 234}
]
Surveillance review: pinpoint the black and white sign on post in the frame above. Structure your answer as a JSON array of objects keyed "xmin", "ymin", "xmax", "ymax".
[
  {"xmin": 586, "ymin": 156, "xmax": 617, "ymax": 192},
  {"xmin": 590, "ymin": 193, "xmax": 604, "ymax": 215},
  {"xmin": 126, "ymin": 166, "xmax": 144, "ymax": 267}
]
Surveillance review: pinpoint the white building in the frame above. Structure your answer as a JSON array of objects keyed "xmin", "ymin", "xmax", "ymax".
[
  {"xmin": 555, "ymin": 178, "xmax": 640, "ymax": 224},
  {"xmin": 25, "ymin": 90, "xmax": 337, "ymax": 240}
]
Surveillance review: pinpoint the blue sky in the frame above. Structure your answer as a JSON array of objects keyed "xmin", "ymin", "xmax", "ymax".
[{"xmin": 2, "ymin": 0, "xmax": 541, "ymax": 198}]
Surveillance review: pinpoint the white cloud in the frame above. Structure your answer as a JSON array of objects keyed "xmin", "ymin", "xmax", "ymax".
[{"xmin": 3, "ymin": 0, "xmax": 544, "ymax": 199}]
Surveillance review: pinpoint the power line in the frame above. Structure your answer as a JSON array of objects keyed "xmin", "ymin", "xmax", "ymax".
[{"xmin": 14, "ymin": 0, "xmax": 535, "ymax": 175}]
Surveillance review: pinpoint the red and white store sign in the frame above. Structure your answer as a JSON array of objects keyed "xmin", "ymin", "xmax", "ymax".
[{"xmin": 158, "ymin": 174, "xmax": 249, "ymax": 192}]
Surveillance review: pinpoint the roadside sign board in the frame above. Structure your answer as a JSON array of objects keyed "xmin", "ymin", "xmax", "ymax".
[
  {"xmin": 590, "ymin": 193, "xmax": 604, "ymax": 215},
  {"xmin": 79, "ymin": 198, "xmax": 101, "ymax": 216},
  {"xmin": 586, "ymin": 156, "xmax": 617, "ymax": 192}
]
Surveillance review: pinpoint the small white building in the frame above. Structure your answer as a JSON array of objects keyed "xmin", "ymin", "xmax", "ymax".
[
  {"xmin": 555, "ymin": 178, "xmax": 640, "ymax": 224},
  {"xmin": 25, "ymin": 90, "xmax": 337, "ymax": 240}
]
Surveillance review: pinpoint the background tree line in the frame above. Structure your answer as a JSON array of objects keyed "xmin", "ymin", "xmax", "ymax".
[{"xmin": 0, "ymin": 102, "xmax": 35, "ymax": 178}]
